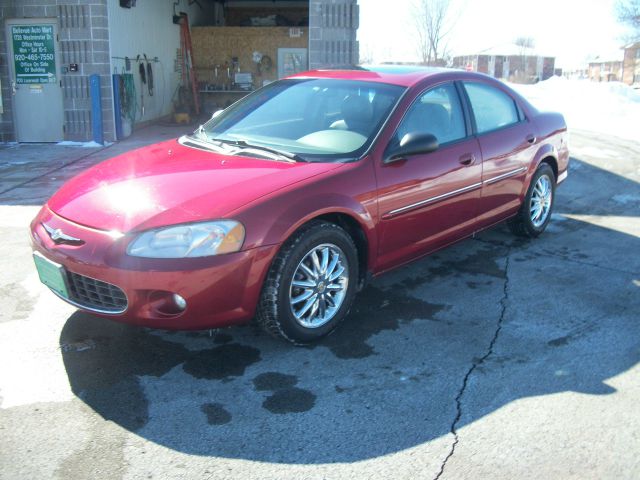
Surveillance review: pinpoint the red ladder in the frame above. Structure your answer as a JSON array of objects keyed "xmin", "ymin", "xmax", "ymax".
[{"xmin": 179, "ymin": 13, "xmax": 200, "ymax": 115}]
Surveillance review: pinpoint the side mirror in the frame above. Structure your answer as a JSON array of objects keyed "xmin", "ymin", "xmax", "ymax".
[
  {"xmin": 384, "ymin": 132, "xmax": 439, "ymax": 163},
  {"xmin": 211, "ymin": 109, "xmax": 224, "ymax": 120}
]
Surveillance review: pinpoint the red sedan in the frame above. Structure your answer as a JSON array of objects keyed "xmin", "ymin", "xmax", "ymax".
[{"xmin": 31, "ymin": 66, "xmax": 569, "ymax": 343}]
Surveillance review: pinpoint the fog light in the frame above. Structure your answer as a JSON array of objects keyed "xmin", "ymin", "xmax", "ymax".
[{"xmin": 173, "ymin": 294, "xmax": 187, "ymax": 311}]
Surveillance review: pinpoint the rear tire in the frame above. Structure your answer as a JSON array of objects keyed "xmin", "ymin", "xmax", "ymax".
[
  {"xmin": 508, "ymin": 163, "xmax": 556, "ymax": 237},
  {"xmin": 256, "ymin": 221, "xmax": 358, "ymax": 344}
]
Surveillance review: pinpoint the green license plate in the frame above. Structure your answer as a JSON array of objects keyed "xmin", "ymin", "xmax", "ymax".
[{"xmin": 33, "ymin": 252, "xmax": 70, "ymax": 299}]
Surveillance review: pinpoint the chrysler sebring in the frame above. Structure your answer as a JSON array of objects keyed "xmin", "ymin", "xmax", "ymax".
[{"xmin": 30, "ymin": 66, "xmax": 569, "ymax": 343}]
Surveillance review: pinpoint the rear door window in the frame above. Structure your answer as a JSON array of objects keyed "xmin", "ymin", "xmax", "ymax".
[{"xmin": 463, "ymin": 82, "xmax": 521, "ymax": 134}]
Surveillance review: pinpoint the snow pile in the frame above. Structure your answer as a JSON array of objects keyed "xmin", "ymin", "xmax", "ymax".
[
  {"xmin": 509, "ymin": 77, "xmax": 640, "ymax": 141},
  {"xmin": 56, "ymin": 140, "xmax": 112, "ymax": 148}
]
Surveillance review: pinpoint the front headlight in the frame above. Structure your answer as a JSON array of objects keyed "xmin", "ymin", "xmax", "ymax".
[{"xmin": 127, "ymin": 220, "xmax": 245, "ymax": 258}]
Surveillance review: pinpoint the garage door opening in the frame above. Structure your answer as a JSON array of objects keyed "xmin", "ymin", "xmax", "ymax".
[{"xmin": 192, "ymin": 1, "xmax": 311, "ymax": 115}]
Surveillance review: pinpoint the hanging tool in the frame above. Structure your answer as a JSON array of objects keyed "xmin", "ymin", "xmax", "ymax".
[
  {"xmin": 144, "ymin": 53, "xmax": 154, "ymax": 96},
  {"xmin": 137, "ymin": 55, "xmax": 146, "ymax": 84},
  {"xmin": 136, "ymin": 54, "xmax": 146, "ymax": 116}
]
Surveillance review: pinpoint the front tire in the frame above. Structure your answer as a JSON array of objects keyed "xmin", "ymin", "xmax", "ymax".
[
  {"xmin": 256, "ymin": 221, "xmax": 359, "ymax": 344},
  {"xmin": 508, "ymin": 163, "xmax": 556, "ymax": 237}
]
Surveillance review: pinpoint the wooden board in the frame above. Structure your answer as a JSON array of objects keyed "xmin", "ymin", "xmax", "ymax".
[{"xmin": 191, "ymin": 26, "xmax": 308, "ymax": 89}]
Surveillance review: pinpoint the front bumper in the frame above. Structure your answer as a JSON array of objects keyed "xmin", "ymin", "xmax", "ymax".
[{"xmin": 30, "ymin": 206, "xmax": 279, "ymax": 330}]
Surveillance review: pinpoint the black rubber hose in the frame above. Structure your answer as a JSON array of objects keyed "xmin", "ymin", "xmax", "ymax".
[
  {"xmin": 147, "ymin": 62, "xmax": 154, "ymax": 96},
  {"xmin": 139, "ymin": 61, "xmax": 146, "ymax": 84}
]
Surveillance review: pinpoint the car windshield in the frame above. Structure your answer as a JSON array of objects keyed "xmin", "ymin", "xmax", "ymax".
[{"xmin": 195, "ymin": 78, "xmax": 405, "ymax": 162}]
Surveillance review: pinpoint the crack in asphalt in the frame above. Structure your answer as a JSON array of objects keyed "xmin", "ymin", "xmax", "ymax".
[{"xmin": 434, "ymin": 251, "xmax": 511, "ymax": 480}]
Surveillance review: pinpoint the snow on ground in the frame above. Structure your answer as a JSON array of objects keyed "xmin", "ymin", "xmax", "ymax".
[
  {"xmin": 509, "ymin": 77, "xmax": 640, "ymax": 142},
  {"xmin": 56, "ymin": 140, "xmax": 112, "ymax": 147}
]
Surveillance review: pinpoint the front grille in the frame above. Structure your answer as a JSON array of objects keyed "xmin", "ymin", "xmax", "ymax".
[{"xmin": 66, "ymin": 271, "xmax": 128, "ymax": 313}]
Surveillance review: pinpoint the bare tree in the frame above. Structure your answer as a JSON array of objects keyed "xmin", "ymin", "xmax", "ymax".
[
  {"xmin": 514, "ymin": 37, "xmax": 535, "ymax": 80},
  {"xmin": 515, "ymin": 36, "xmax": 535, "ymax": 51},
  {"xmin": 616, "ymin": 0, "xmax": 640, "ymax": 39},
  {"xmin": 412, "ymin": 0, "xmax": 459, "ymax": 65},
  {"xmin": 359, "ymin": 42, "xmax": 375, "ymax": 65}
]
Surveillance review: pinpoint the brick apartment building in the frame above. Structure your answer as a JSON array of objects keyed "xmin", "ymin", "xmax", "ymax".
[
  {"xmin": 588, "ymin": 59, "xmax": 624, "ymax": 82},
  {"xmin": 622, "ymin": 42, "xmax": 640, "ymax": 86},
  {"xmin": 586, "ymin": 43, "xmax": 640, "ymax": 85},
  {"xmin": 452, "ymin": 45, "xmax": 555, "ymax": 83}
]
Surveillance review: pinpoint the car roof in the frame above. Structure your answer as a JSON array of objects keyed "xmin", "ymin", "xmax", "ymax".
[
  {"xmin": 288, "ymin": 65, "xmax": 539, "ymax": 119},
  {"xmin": 288, "ymin": 65, "xmax": 457, "ymax": 87}
]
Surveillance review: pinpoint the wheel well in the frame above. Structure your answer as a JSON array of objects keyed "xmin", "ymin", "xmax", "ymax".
[
  {"xmin": 316, "ymin": 213, "xmax": 369, "ymax": 289},
  {"xmin": 540, "ymin": 156, "xmax": 558, "ymax": 180}
]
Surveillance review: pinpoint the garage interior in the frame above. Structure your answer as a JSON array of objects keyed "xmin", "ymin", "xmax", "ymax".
[
  {"xmin": 0, "ymin": 0, "xmax": 359, "ymax": 143},
  {"xmin": 192, "ymin": 1, "xmax": 310, "ymax": 114}
]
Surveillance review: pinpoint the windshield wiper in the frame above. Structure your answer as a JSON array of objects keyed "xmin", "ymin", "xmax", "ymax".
[
  {"xmin": 180, "ymin": 133, "xmax": 229, "ymax": 153},
  {"xmin": 212, "ymin": 138, "xmax": 307, "ymax": 162},
  {"xmin": 190, "ymin": 126, "xmax": 223, "ymax": 146},
  {"xmin": 191, "ymin": 124, "xmax": 208, "ymax": 140}
]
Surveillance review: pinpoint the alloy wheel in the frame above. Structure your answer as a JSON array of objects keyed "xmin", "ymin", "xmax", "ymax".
[
  {"xmin": 289, "ymin": 243, "xmax": 349, "ymax": 328},
  {"xmin": 530, "ymin": 174, "xmax": 553, "ymax": 228}
]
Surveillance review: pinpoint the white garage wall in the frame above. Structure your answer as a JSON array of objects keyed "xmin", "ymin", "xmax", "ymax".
[{"xmin": 107, "ymin": 0, "xmax": 215, "ymax": 127}]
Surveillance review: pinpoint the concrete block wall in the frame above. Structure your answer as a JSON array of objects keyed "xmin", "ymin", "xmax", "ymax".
[
  {"xmin": 0, "ymin": 2, "xmax": 21, "ymax": 142},
  {"xmin": 309, "ymin": 0, "xmax": 359, "ymax": 70},
  {"xmin": 0, "ymin": 0, "xmax": 113, "ymax": 142}
]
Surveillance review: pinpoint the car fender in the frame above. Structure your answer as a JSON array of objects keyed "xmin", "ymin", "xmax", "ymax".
[
  {"xmin": 236, "ymin": 191, "xmax": 376, "ymax": 268},
  {"xmin": 275, "ymin": 193, "xmax": 375, "ymax": 260},
  {"xmin": 520, "ymin": 142, "xmax": 558, "ymax": 198},
  {"xmin": 230, "ymin": 159, "xmax": 380, "ymax": 271},
  {"xmin": 532, "ymin": 112, "xmax": 570, "ymax": 175},
  {"xmin": 281, "ymin": 192, "xmax": 376, "ymax": 248}
]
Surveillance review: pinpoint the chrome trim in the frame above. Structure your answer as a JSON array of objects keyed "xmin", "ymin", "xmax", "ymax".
[
  {"xmin": 482, "ymin": 167, "xmax": 527, "ymax": 185},
  {"xmin": 385, "ymin": 182, "xmax": 482, "ymax": 218},
  {"xmin": 49, "ymin": 287, "xmax": 128, "ymax": 315},
  {"xmin": 557, "ymin": 170, "xmax": 568, "ymax": 184},
  {"xmin": 42, "ymin": 222, "xmax": 84, "ymax": 245}
]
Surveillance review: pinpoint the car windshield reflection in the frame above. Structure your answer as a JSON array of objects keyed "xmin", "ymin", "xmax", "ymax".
[{"xmin": 198, "ymin": 79, "xmax": 405, "ymax": 162}]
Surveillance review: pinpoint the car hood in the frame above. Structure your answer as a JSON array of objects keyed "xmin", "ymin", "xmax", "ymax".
[{"xmin": 48, "ymin": 138, "xmax": 343, "ymax": 233}]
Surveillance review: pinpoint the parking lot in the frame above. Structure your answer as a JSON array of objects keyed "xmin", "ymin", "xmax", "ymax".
[{"xmin": 0, "ymin": 128, "xmax": 638, "ymax": 479}]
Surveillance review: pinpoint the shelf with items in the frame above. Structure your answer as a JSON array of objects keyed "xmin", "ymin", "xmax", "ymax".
[
  {"xmin": 194, "ymin": 63, "xmax": 254, "ymax": 92},
  {"xmin": 198, "ymin": 90, "xmax": 253, "ymax": 94}
]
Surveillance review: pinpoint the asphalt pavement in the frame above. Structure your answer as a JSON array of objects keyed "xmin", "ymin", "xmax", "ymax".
[{"xmin": 0, "ymin": 129, "xmax": 638, "ymax": 479}]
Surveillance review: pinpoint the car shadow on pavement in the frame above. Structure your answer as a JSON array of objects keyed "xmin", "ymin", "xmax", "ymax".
[{"xmin": 58, "ymin": 153, "xmax": 640, "ymax": 463}]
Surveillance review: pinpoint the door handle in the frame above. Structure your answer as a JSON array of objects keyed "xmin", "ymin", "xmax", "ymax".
[
  {"xmin": 526, "ymin": 134, "xmax": 536, "ymax": 144},
  {"xmin": 458, "ymin": 154, "xmax": 475, "ymax": 166},
  {"xmin": 11, "ymin": 81, "xmax": 17, "ymax": 95}
]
